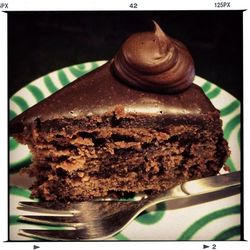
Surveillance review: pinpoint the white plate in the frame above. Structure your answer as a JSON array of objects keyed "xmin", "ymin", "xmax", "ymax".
[{"xmin": 9, "ymin": 61, "xmax": 241, "ymax": 241}]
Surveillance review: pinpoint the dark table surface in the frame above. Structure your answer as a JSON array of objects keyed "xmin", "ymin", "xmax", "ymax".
[{"xmin": 8, "ymin": 11, "xmax": 243, "ymax": 101}]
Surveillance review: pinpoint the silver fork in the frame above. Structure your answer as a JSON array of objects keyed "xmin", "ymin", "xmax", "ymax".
[{"xmin": 17, "ymin": 171, "xmax": 241, "ymax": 241}]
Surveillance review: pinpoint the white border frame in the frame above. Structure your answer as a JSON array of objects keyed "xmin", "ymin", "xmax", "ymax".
[{"xmin": 1, "ymin": 1, "xmax": 249, "ymax": 249}]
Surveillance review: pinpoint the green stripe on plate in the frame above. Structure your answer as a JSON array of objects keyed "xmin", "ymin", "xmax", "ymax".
[
  {"xmin": 11, "ymin": 96, "xmax": 29, "ymax": 111},
  {"xmin": 9, "ymin": 137, "xmax": 18, "ymax": 151},
  {"xmin": 76, "ymin": 63, "xmax": 85, "ymax": 70},
  {"xmin": 9, "ymin": 186, "xmax": 31, "ymax": 198},
  {"xmin": 177, "ymin": 205, "xmax": 240, "ymax": 240},
  {"xmin": 27, "ymin": 85, "xmax": 44, "ymax": 102},
  {"xmin": 206, "ymin": 87, "xmax": 221, "ymax": 99},
  {"xmin": 224, "ymin": 114, "xmax": 241, "ymax": 141},
  {"xmin": 10, "ymin": 154, "xmax": 32, "ymax": 171},
  {"xmin": 44, "ymin": 75, "xmax": 58, "ymax": 93},
  {"xmin": 201, "ymin": 81, "xmax": 212, "ymax": 93},
  {"xmin": 9, "ymin": 109, "xmax": 17, "ymax": 121},
  {"xmin": 220, "ymin": 100, "xmax": 240, "ymax": 117},
  {"xmin": 9, "ymin": 215, "xmax": 20, "ymax": 225},
  {"xmin": 213, "ymin": 225, "xmax": 241, "ymax": 240},
  {"xmin": 114, "ymin": 232, "xmax": 130, "ymax": 240},
  {"xmin": 69, "ymin": 66, "xmax": 86, "ymax": 78},
  {"xmin": 58, "ymin": 69, "xmax": 70, "ymax": 86},
  {"xmin": 91, "ymin": 62, "xmax": 99, "ymax": 71},
  {"xmin": 136, "ymin": 202, "xmax": 166, "ymax": 225}
]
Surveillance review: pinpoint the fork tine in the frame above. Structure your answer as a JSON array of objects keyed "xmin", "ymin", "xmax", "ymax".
[
  {"xmin": 17, "ymin": 206, "xmax": 74, "ymax": 215},
  {"xmin": 18, "ymin": 201, "xmax": 79, "ymax": 215},
  {"xmin": 18, "ymin": 200, "xmax": 140, "ymax": 217},
  {"xmin": 19, "ymin": 203, "xmax": 146, "ymax": 241},
  {"xmin": 19, "ymin": 215, "xmax": 84, "ymax": 228},
  {"xmin": 18, "ymin": 196, "xmax": 135, "ymax": 212}
]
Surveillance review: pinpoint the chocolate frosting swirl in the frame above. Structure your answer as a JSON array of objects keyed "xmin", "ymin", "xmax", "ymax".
[{"xmin": 112, "ymin": 21, "xmax": 195, "ymax": 94}]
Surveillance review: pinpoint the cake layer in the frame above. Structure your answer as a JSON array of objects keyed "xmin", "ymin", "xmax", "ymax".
[{"xmin": 20, "ymin": 114, "xmax": 228, "ymax": 201}]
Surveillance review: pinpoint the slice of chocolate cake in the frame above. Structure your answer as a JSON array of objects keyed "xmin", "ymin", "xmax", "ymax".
[{"xmin": 10, "ymin": 22, "xmax": 229, "ymax": 201}]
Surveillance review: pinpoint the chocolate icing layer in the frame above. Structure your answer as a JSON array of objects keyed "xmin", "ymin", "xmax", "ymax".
[
  {"xmin": 112, "ymin": 21, "xmax": 195, "ymax": 93},
  {"xmin": 10, "ymin": 62, "xmax": 218, "ymax": 134}
]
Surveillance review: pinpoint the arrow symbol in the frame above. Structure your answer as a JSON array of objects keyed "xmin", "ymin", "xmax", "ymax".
[
  {"xmin": 33, "ymin": 246, "xmax": 40, "ymax": 250},
  {"xmin": 203, "ymin": 245, "xmax": 209, "ymax": 249}
]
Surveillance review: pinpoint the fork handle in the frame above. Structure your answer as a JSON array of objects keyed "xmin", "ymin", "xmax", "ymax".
[
  {"xmin": 181, "ymin": 171, "xmax": 241, "ymax": 195},
  {"xmin": 145, "ymin": 172, "xmax": 241, "ymax": 208}
]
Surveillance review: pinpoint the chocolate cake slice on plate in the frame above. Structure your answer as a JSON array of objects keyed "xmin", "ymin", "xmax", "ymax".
[{"xmin": 10, "ymin": 22, "xmax": 229, "ymax": 201}]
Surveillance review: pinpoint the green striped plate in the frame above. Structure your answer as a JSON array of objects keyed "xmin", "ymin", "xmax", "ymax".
[{"xmin": 9, "ymin": 61, "xmax": 241, "ymax": 241}]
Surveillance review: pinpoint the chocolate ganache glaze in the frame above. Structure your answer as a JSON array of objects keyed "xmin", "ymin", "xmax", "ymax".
[
  {"xmin": 112, "ymin": 21, "xmax": 195, "ymax": 94},
  {"xmin": 10, "ymin": 23, "xmax": 217, "ymax": 135}
]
